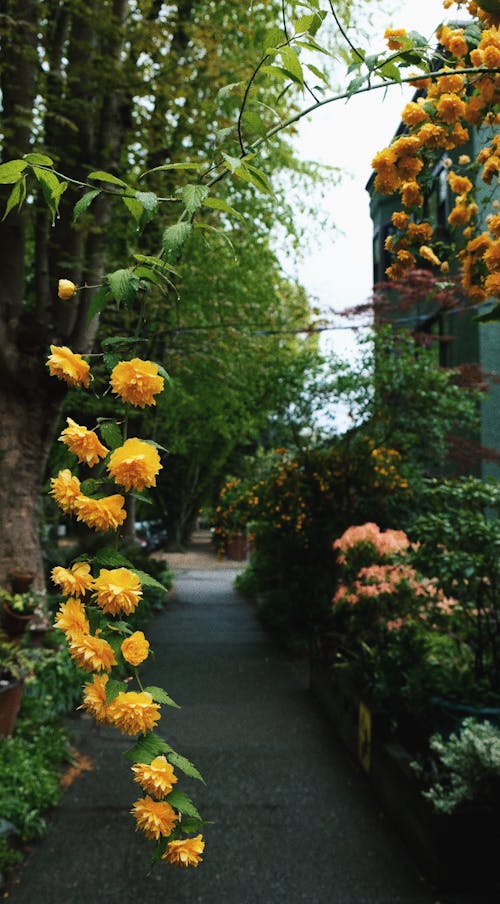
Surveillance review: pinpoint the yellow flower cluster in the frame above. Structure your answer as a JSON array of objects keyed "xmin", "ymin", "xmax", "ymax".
[
  {"xmin": 372, "ymin": 2, "xmax": 500, "ymax": 298},
  {"xmin": 46, "ymin": 332, "xmax": 204, "ymax": 866}
]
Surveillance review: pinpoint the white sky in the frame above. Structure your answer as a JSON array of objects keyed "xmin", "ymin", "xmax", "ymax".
[{"xmin": 289, "ymin": 0, "xmax": 453, "ymax": 361}]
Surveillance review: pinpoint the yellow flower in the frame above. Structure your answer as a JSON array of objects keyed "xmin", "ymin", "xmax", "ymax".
[
  {"xmin": 68, "ymin": 631, "xmax": 117, "ymax": 672},
  {"xmin": 162, "ymin": 835, "xmax": 205, "ymax": 867},
  {"xmin": 59, "ymin": 418, "xmax": 109, "ymax": 467},
  {"xmin": 436, "ymin": 93, "xmax": 466, "ymax": 124},
  {"xmin": 121, "ymin": 631, "xmax": 149, "ymax": 666},
  {"xmin": 46, "ymin": 345, "xmax": 90, "ymax": 388},
  {"xmin": 400, "ymin": 181, "xmax": 423, "ymax": 208},
  {"xmin": 107, "ymin": 691, "xmax": 160, "ymax": 735},
  {"xmin": 448, "ymin": 172, "xmax": 473, "ymax": 195},
  {"xmin": 107, "ymin": 438, "xmax": 162, "ymax": 492},
  {"xmin": 110, "ymin": 358, "xmax": 164, "ymax": 408},
  {"xmin": 93, "ymin": 567, "xmax": 142, "ymax": 616},
  {"xmin": 52, "ymin": 562, "xmax": 94, "ymax": 597},
  {"xmin": 384, "ymin": 27, "xmax": 407, "ymax": 50},
  {"xmin": 131, "ymin": 755, "xmax": 178, "ymax": 798},
  {"xmin": 53, "ymin": 597, "xmax": 90, "ymax": 639},
  {"xmin": 57, "ymin": 279, "xmax": 77, "ymax": 300},
  {"xmin": 419, "ymin": 245, "xmax": 442, "ymax": 267},
  {"xmin": 50, "ymin": 469, "xmax": 81, "ymax": 514},
  {"xmin": 74, "ymin": 493, "xmax": 126, "ymax": 532},
  {"xmin": 81, "ymin": 673, "xmax": 110, "ymax": 723},
  {"xmin": 131, "ymin": 796, "xmax": 178, "ymax": 840}
]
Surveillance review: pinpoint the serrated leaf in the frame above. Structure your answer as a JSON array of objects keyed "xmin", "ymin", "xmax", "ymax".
[
  {"xmin": 88, "ymin": 170, "xmax": 128, "ymax": 188},
  {"xmin": 124, "ymin": 733, "xmax": 171, "ymax": 763},
  {"xmin": 99, "ymin": 421, "xmax": 123, "ymax": 450},
  {"xmin": 221, "ymin": 152, "xmax": 244, "ymax": 174},
  {"xmin": 305, "ymin": 63, "xmax": 328, "ymax": 85},
  {"xmin": 33, "ymin": 167, "xmax": 68, "ymax": 222},
  {"xmin": 144, "ymin": 686, "xmax": 180, "ymax": 708},
  {"xmin": 94, "ymin": 548, "xmax": 135, "ymax": 568},
  {"xmin": 380, "ymin": 61, "xmax": 401, "ymax": 82},
  {"xmin": 3, "ymin": 177, "xmax": 26, "ymax": 220},
  {"xmin": 180, "ymin": 183, "xmax": 209, "ymax": 213},
  {"xmin": 242, "ymin": 163, "xmax": 275, "ymax": 197},
  {"xmin": 105, "ymin": 678, "xmax": 127, "ymax": 704},
  {"xmin": 179, "ymin": 817, "xmax": 204, "ymax": 835},
  {"xmin": 87, "ymin": 285, "xmax": 111, "ymax": 323},
  {"xmin": 106, "ymin": 268, "xmax": 138, "ymax": 308},
  {"xmin": 73, "ymin": 189, "xmax": 101, "ymax": 222},
  {"xmin": 260, "ymin": 64, "xmax": 291, "ymax": 83},
  {"xmin": 346, "ymin": 75, "xmax": 366, "ymax": 98},
  {"xmin": 122, "ymin": 195, "xmax": 144, "ymax": 222},
  {"xmin": 167, "ymin": 751, "xmax": 205, "ymax": 783},
  {"xmin": 134, "ymin": 265, "xmax": 172, "ymax": 291},
  {"xmin": 132, "ymin": 254, "xmax": 179, "ymax": 275},
  {"xmin": 139, "ymin": 162, "xmax": 203, "ymax": 179},
  {"xmin": 216, "ymin": 81, "xmax": 244, "ymax": 99},
  {"xmin": 166, "ymin": 790, "xmax": 201, "ymax": 819},
  {"xmin": 132, "ymin": 569, "xmax": 169, "ymax": 593},
  {"xmin": 103, "ymin": 352, "xmax": 121, "ymax": 371},
  {"xmin": 135, "ymin": 190, "xmax": 158, "ymax": 225},
  {"xmin": 0, "ymin": 160, "xmax": 27, "ymax": 183},
  {"xmin": 161, "ymin": 222, "xmax": 192, "ymax": 261},
  {"xmin": 203, "ymin": 196, "xmax": 243, "ymax": 219},
  {"xmin": 107, "ymin": 620, "xmax": 133, "ymax": 636}
]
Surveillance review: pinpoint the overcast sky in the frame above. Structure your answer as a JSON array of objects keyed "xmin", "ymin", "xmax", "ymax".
[{"xmin": 287, "ymin": 0, "xmax": 452, "ymax": 361}]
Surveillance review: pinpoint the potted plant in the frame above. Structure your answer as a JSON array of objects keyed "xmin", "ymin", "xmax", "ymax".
[
  {"xmin": 7, "ymin": 567, "xmax": 35, "ymax": 594},
  {"xmin": 0, "ymin": 640, "xmax": 33, "ymax": 737},
  {"xmin": 1, "ymin": 590, "xmax": 39, "ymax": 638}
]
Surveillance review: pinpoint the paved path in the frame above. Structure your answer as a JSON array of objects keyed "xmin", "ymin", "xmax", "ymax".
[{"xmin": 7, "ymin": 546, "xmax": 441, "ymax": 904}]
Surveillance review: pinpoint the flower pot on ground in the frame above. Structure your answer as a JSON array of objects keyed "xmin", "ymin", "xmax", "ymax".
[
  {"xmin": 1, "ymin": 591, "xmax": 39, "ymax": 639},
  {"xmin": 226, "ymin": 531, "xmax": 247, "ymax": 562},
  {"xmin": 7, "ymin": 568, "xmax": 35, "ymax": 594},
  {"xmin": 0, "ymin": 641, "xmax": 33, "ymax": 738}
]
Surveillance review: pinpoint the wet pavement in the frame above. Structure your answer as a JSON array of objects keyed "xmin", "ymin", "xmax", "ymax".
[{"xmin": 6, "ymin": 549, "xmax": 448, "ymax": 904}]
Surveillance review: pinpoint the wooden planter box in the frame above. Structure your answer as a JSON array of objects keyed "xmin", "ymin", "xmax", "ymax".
[
  {"xmin": 310, "ymin": 660, "xmax": 500, "ymax": 894},
  {"xmin": 226, "ymin": 532, "xmax": 247, "ymax": 562}
]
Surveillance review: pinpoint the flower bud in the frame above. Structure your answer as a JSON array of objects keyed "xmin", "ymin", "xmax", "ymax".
[{"xmin": 58, "ymin": 279, "xmax": 77, "ymax": 300}]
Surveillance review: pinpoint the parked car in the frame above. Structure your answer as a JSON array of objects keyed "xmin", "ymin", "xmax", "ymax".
[{"xmin": 134, "ymin": 520, "xmax": 168, "ymax": 553}]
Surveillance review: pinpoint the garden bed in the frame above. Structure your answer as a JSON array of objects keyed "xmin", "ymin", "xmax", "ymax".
[{"xmin": 310, "ymin": 660, "xmax": 500, "ymax": 895}]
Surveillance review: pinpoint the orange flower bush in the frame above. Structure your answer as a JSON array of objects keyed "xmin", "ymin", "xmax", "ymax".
[
  {"xmin": 372, "ymin": 0, "xmax": 500, "ymax": 304},
  {"xmin": 47, "ymin": 318, "xmax": 205, "ymax": 867}
]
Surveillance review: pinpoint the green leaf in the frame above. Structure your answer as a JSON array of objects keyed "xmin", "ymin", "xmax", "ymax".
[
  {"xmin": 294, "ymin": 11, "xmax": 326, "ymax": 35},
  {"xmin": 132, "ymin": 569, "xmax": 169, "ymax": 593},
  {"xmin": 23, "ymin": 152, "xmax": 54, "ymax": 166},
  {"xmin": 144, "ymin": 686, "xmax": 180, "ymax": 708},
  {"xmin": 139, "ymin": 162, "xmax": 203, "ymax": 179},
  {"xmin": 94, "ymin": 548, "xmax": 135, "ymax": 568},
  {"xmin": 167, "ymin": 751, "xmax": 205, "ymax": 783},
  {"xmin": 73, "ymin": 189, "xmax": 100, "ymax": 222},
  {"xmin": 0, "ymin": 160, "xmax": 28, "ymax": 183},
  {"xmin": 3, "ymin": 177, "xmax": 26, "ymax": 220},
  {"xmin": 79, "ymin": 479, "xmax": 102, "ymax": 495},
  {"xmin": 124, "ymin": 733, "xmax": 171, "ymax": 764},
  {"xmin": 221, "ymin": 152, "xmax": 244, "ymax": 174},
  {"xmin": 346, "ymin": 75, "xmax": 366, "ymax": 98},
  {"xmin": 242, "ymin": 163, "xmax": 275, "ymax": 197},
  {"xmin": 88, "ymin": 170, "xmax": 128, "ymax": 188},
  {"xmin": 305, "ymin": 63, "xmax": 329, "ymax": 85},
  {"xmin": 180, "ymin": 183, "xmax": 209, "ymax": 213},
  {"xmin": 179, "ymin": 817, "xmax": 204, "ymax": 835},
  {"xmin": 33, "ymin": 167, "xmax": 68, "ymax": 222},
  {"xmin": 202, "ymin": 196, "xmax": 243, "ymax": 219},
  {"xmin": 380, "ymin": 61, "xmax": 402, "ymax": 82},
  {"xmin": 86, "ymin": 285, "xmax": 111, "ymax": 323},
  {"xmin": 242, "ymin": 111, "xmax": 268, "ymax": 137},
  {"xmin": 293, "ymin": 37, "xmax": 329, "ymax": 55},
  {"xmin": 134, "ymin": 265, "xmax": 172, "ymax": 291},
  {"xmin": 132, "ymin": 254, "xmax": 179, "ymax": 275},
  {"xmin": 216, "ymin": 81, "xmax": 244, "ymax": 99},
  {"xmin": 195, "ymin": 222, "xmax": 234, "ymax": 251},
  {"xmin": 166, "ymin": 790, "xmax": 201, "ymax": 819},
  {"xmin": 161, "ymin": 222, "xmax": 192, "ymax": 261},
  {"xmin": 105, "ymin": 678, "xmax": 127, "ymax": 704},
  {"xmin": 214, "ymin": 126, "xmax": 235, "ymax": 146},
  {"xmin": 135, "ymin": 190, "xmax": 158, "ymax": 224},
  {"xmin": 106, "ymin": 268, "xmax": 138, "ymax": 308},
  {"xmin": 122, "ymin": 195, "xmax": 144, "ymax": 223},
  {"xmin": 98, "ymin": 421, "xmax": 123, "ymax": 450},
  {"xmin": 107, "ymin": 620, "xmax": 133, "ymax": 636}
]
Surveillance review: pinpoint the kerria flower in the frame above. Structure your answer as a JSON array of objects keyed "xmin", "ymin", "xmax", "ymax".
[
  {"xmin": 53, "ymin": 597, "xmax": 90, "ymax": 639},
  {"xmin": 50, "ymin": 469, "xmax": 81, "ymax": 514},
  {"xmin": 59, "ymin": 418, "xmax": 109, "ymax": 467},
  {"xmin": 121, "ymin": 631, "xmax": 149, "ymax": 666},
  {"xmin": 74, "ymin": 493, "xmax": 126, "ymax": 532},
  {"xmin": 68, "ymin": 631, "xmax": 117, "ymax": 672},
  {"xmin": 52, "ymin": 561, "xmax": 94, "ymax": 597},
  {"xmin": 46, "ymin": 345, "xmax": 90, "ymax": 388},
  {"xmin": 110, "ymin": 358, "xmax": 164, "ymax": 408},
  {"xmin": 162, "ymin": 835, "xmax": 205, "ymax": 867},
  {"xmin": 131, "ymin": 755, "xmax": 178, "ymax": 798},
  {"xmin": 107, "ymin": 691, "xmax": 160, "ymax": 735},
  {"xmin": 131, "ymin": 796, "xmax": 178, "ymax": 840},
  {"xmin": 107, "ymin": 438, "xmax": 162, "ymax": 492},
  {"xmin": 93, "ymin": 567, "xmax": 142, "ymax": 616},
  {"xmin": 58, "ymin": 279, "xmax": 77, "ymax": 300},
  {"xmin": 81, "ymin": 673, "xmax": 110, "ymax": 723}
]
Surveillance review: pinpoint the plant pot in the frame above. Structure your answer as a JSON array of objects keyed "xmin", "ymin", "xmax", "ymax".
[
  {"xmin": 0, "ymin": 679, "xmax": 24, "ymax": 738},
  {"xmin": 8, "ymin": 569, "xmax": 35, "ymax": 593},
  {"xmin": 1, "ymin": 602, "xmax": 34, "ymax": 638}
]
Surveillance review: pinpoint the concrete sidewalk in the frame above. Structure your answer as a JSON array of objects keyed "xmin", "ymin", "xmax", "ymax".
[{"xmin": 7, "ymin": 555, "xmax": 440, "ymax": 903}]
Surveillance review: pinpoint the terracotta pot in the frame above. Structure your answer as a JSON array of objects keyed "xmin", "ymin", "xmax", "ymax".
[
  {"xmin": 1, "ymin": 602, "xmax": 34, "ymax": 638},
  {"xmin": 0, "ymin": 679, "xmax": 24, "ymax": 738},
  {"xmin": 8, "ymin": 569, "xmax": 35, "ymax": 593}
]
